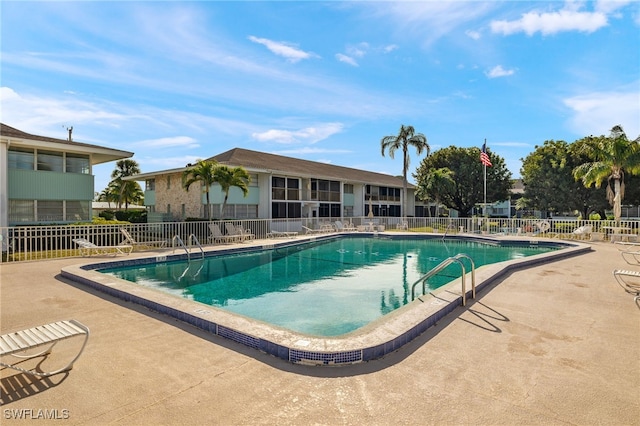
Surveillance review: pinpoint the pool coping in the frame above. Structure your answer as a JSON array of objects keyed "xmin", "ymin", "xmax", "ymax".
[{"xmin": 60, "ymin": 233, "xmax": 591, "ymax": 366}]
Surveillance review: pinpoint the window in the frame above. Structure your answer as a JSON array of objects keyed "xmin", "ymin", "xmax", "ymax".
[
  {"xmin": 37, "ymin": 151, "xmax": 63, "ymax": 172},
  {"xmin": 272, "ymin": 177, "xmax": 286, "ymax": 200},
  {"xmin": 272, "ymin": 202, "xmax": 301, "ymax": 218},
  {"xmin": 65, "ymin": 154, "xmax": 90, "ymax": 174},
  {"xmin": 317, "ymin": 203, "xmax": 341, "ymax": 218},
  {"xmin": 66, "ymin": 201, "xmax": 90, "ymax": 221},
  {"xmin": 344, "ymin": 184, "xmax": 354, "ymax": 194},
  {"xmin": 288, "ymin": 203, "xmax": 301, "ymax": 218},
  {"xmin": 167, "ymin": 175, "xmax": 171, "ymax": 190},
  {"xmin": 146, "ymin": 179, "xmax": 155, "ymax": 191},
  {"xmin": 311, "ymin": 179, "xmax": 341, "ymax": 202},
  {"xmin": 272, "ymin": 202, "xmax": 287, "ymax": 218},
  {"xmin": 272, "ymin": 176, "xmax": 300, "ymax": 201},
  {"xmin": 8, "ymin": 200, "xmax": 35, "ymax": 223},
  {"xmin": 248, "ymin": 174, "xmax": 259, "ymax": 187},
  {"xmin": 37, "ymin": 200, "xmax": 63, "ymax": 221},
  {"xmin": 233, "ymin": 204, "xmax": 258, "ymax": 219},
  {"xmin": 8, "ymin": 148, "xmax": 34, "ymax": 170},
  {"xmin": 287, "ymin": 178, "xmax": 300, "ymax": 200}
]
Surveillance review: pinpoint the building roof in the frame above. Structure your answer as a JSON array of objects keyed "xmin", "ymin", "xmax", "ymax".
[
  {"xmin": 206, "ymin": 148, "xmax": 412, "ymax": 188},
  {"xmin": 1, "ymin": 123, "xmax": 133, "ymax": 165}
]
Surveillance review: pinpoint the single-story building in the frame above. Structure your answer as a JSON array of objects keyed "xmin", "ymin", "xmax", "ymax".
[
  {"xmin": 0, "ymin": 123, "xmax": 133, "ymax": 227},
  {"xmin": 129, "ymin": 148, "xmax": 431, "ymax": 222}
]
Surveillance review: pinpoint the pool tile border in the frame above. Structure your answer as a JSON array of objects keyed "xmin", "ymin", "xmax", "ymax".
[{"xmin": 61, "ymin": 234, "xmax": 590, "ymax": 366}]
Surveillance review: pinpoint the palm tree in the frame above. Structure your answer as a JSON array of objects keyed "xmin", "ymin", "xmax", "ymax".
[
  {"xmin": 381, "ymin": 125, "xmax": 430, "ymax": 218},
  {"xmin": 182, "ymin": 160, "xmax": 219, "ymax": 220},
  {"xmin": 110, "ymin": 159, "xmax": 141, "ymax": 210},
  {"xmin": 97, "ymin": 184, "xmax": 119, "ymax": 208},
  {"xmin": 573, "ymin": 125, "xmax": 640, "ymax": 222},
  {"xmin": 214, "ymin": 165, "xmax": 251, "ymax": 218}
]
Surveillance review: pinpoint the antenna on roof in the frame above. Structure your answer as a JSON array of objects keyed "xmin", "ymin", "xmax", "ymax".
[{"xmin": 62, "ymin": 125, "xmax": 73, "ymax": 141}]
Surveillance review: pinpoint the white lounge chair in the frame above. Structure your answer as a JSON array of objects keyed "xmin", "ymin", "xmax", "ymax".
[
  {"xmin": 225, "ymin": 223, "xmax": 254, "ymax": 242},
  {"xmin": 302, "ymin": 226, "xmax": 324, "ymax": 235},
  {"xmin": 208, "ymin": 223, "xmax": 240, "ymax": 244},
  {"xmin": 571, "ymin": 225, "xmax": 592, "ymax": 240},
  {"xmin": 334, "ymin": 221, "xmax": 356, "ymax": 232},
  {"xmin": 267, "ymin": 230, "xmax": 298, "ymax": 239},
  {"xmin": 620, "ymin": 250, "xmax": 640, "ymax": 266},
  {"xmin": 613, "ymin": 269, "xmax": 640, "ymax": 304},
  {"xmin": 120, "ymin": 228, "xmax": 167, "ymax": 249},
  {"xmin": 73, "ymin": 238, "xmax": 133, "ymax": 257},
  {"xmin": 1, "ymin": 320, "xmax": 89, "ymax": 377}
]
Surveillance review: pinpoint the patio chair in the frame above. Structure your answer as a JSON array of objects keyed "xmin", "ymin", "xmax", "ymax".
[
  {"xmin": 334, "ymin": 221, "xmax": 356, "ymax": 232},
  {"xmin": 397, "ymin": 220, "xmax": 408, "ymax": 231},
  {"xmin": 1, "ymin": 319, "xmax": 89, "ymax": 377},
  {"xmin": 73, "ymin": 238, "xmax": 133, "ymax": 257},
  {"xmin": 266, "ymin": 230, "xmax": 298, "ymax": 239},
  {"xmin": 613, "ymin": 269, "xmax": 640, "ymax": 304},
  {"xmin": 620, "ymin": 250, "xmax": 640, "ymax": 266},
  {"xmin": 225, "ymin": 223, "xmax": 254, "ymax": 242},
  {"xmin": 302, "ymin": 226, "xmax": 324, "ymax": 235},
  {"xmin": 571, "ymin": 225, "xmax": 592, "ymax": 240},
  {"xmin": 120, "ymin": 228, "xmax": 167, "ymax": 249},
  {"xmin": 208, "ymin": 223, "xmax": 240, "ymax": 244}
]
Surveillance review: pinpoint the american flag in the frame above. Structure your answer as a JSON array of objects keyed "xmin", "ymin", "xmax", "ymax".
[{"xmin": 480, "ymin": 142, "xmax": 492, "ymax": 167}]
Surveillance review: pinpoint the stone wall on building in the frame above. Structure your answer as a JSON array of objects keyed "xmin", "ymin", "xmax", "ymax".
[{"xmin": 154, "ymin": 172, "xmax": 202, "ymax": 220}]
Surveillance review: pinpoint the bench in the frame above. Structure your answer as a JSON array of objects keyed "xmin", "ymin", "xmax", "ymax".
[
  {"xmin": 1, "ymin": 320, "xmax": 89, "ymax": 377},
  {"xmin": 611, "ymin": 233, "xmax": 638, "ymax": 243}
]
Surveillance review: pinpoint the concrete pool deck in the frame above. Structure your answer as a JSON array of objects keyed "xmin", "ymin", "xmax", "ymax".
[{"xmin": 1, "ymin": 236, "xmax": 639, "ymax": 425}]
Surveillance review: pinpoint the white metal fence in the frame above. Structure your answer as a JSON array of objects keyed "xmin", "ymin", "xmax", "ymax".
[{"xmin": 1, "ymin": 217, "xmax": 638, "ymax": 263}]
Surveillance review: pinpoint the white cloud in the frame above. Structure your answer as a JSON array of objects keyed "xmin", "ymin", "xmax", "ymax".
[
  {"xmin": 336, "ymin": 53, "xmax": 359, "ymax": 67},
  {"xmin": 491, "ymin": 4, "xmax": 608, "ymax": 36},
  {"xmin": 465, "ymin": 30, "xmax": 481, "ymax": 40},
  {"xmin": 252, "ymin": 123, "xmax": 344, "ymax": 144},
  {"xmin": 383, "ymin": 44, "xmax": 398, "ymax": 53},
  {"xmin": 248, "ymin": 36, "xmax": 316, "ymax": 63},
  {"xmin": 563, "ymin": 87, "xmax": 640, "ymax": 138},
  {"xmin": 485, "ymin": 65, "xmax": 515, "ymax": 78},
  {"xmin": 346, "ymin": 42, "xmax": 369, "ymax": 58},
  {"xmin": 0, "ymin": 86, "xmax": 127, "ymax": 137},
  {"xmin": 363, "ymin": 2, "xmax": 497, "ymax": 47},
  {"xmin": 135, "ymin": 136, "xmax": 199, "ymax": 149},
  {"xmin": 595, "ymin": 0, "xmax": 633, "ymax": 15}
]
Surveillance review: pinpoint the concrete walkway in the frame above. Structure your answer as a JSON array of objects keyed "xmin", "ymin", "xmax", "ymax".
[{"xmin": 1, "ymin": 239, "xmax": 638, "ymax": 425}]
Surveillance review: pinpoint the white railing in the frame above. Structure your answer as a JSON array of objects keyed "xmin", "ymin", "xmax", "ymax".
[{"xmin": 1, "ymin": 217, "xmax": 638, "ymax": 263}]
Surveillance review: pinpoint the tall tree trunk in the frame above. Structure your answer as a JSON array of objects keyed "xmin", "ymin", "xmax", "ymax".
[{"xmin": 613, "ymin": 178, "xmax": 622, "ymax": 222}]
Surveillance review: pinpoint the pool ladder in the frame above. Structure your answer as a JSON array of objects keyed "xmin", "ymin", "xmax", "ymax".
[
  {"xmin": 411, "ymin": 253, "xmax": 476, "ymax": 306},
  {"xmin": 172, "ymin": 234, "xmax": 204, "ymax": 261}
]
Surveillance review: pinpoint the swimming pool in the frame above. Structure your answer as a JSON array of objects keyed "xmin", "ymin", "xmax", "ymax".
[
  {"xmin": 99, "ymin": 237, "xmax": 561, "ymax": 337},
  {"xmin": 62, "ymin": 234, "xmax": 589, "ymax": 365}
]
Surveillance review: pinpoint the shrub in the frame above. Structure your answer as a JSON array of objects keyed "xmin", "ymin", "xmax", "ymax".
[
  {"xmin": 99, "ymin": 210, "xmax": 115, "ymax": 220},
  {"xmin": 114, "ymin": 210, "xmax": 147, "ymax": 223}
]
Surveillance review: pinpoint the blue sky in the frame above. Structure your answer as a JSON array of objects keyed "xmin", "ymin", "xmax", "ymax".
[{"xmin": 2, "ymin": 1, "xmax": 639, "ymax": 193}]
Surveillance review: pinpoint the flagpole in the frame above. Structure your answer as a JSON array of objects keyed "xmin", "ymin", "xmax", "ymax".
[{"xmin": 483, "ymin": 138, "xmax": 487, "ymax": 219}]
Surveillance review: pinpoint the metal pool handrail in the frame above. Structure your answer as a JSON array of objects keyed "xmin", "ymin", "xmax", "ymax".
[
  {"xmin": 188, "ymin": 234, "xmax": 204, "ymax": 259},
  {"xmin": 172, "ymin": 234, "xmax": 205, "ymax": 260},
  {"xmin": 411, "ymin": 253, "xmax": 476, "ymax": 306},
  {"xmin": 172, "ymin": 235, "xmax": 190, "ymax": 260}
]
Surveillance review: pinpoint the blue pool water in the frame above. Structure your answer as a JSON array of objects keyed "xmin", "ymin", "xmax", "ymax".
[{"xmin": 100, "ymin": 236, "xmax": 559, "ymax": 336}]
